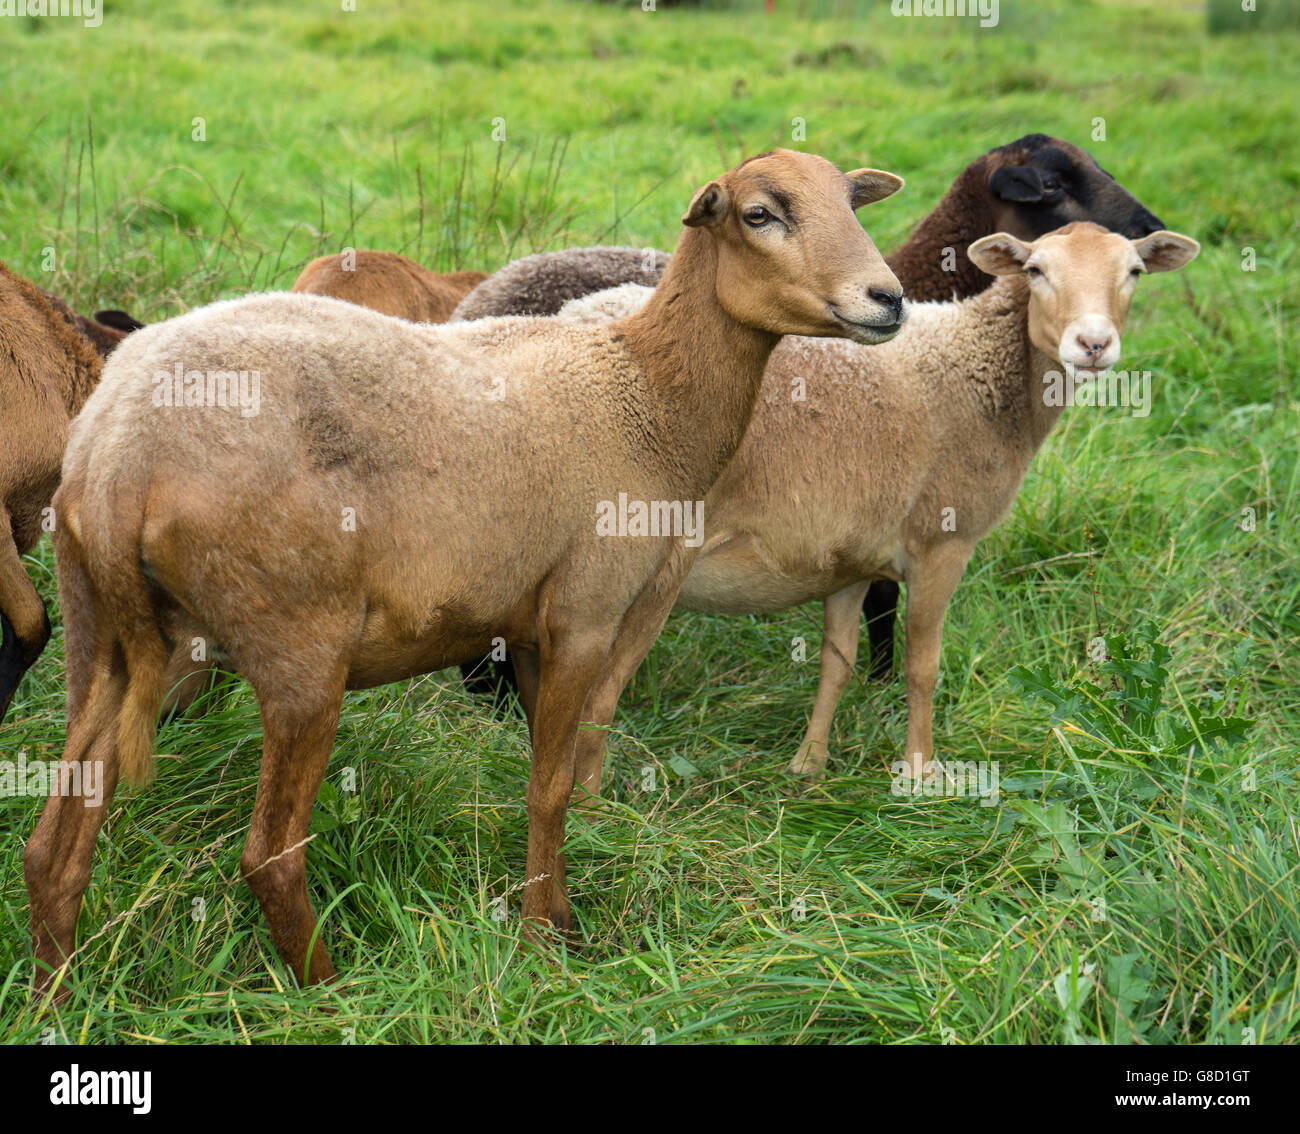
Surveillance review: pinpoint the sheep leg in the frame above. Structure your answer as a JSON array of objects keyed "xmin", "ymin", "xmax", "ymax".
[
  {"xmin": 512, "ymin": 645, "xmax": 540, "ymax": 732},
  {"xmin": 788, "ymin": 580, "xmax": 873, "ymax": 779},
  {"xmin": 0, "ymin": 517, "xmax": 52, "ymax": 723},
  {"xmin": 241, "ymin": 675, "xmax": 346, "ymax": 986},
  {"xmin": 570, "ymin": 572, "xmax": 683, "ymax": 805},
  {"xmin": 521, "ymin": 629, "xmax": 608, "ymax": 937},
  {"xmin": 901, "ymin": 543, "xmax": 972, "ymax": 779},
  {"xmin": 862, "ymin": 580, "xmax": 900, "ymax": 681},
  {"xmin": 160, "ymin": 640, "xmax": 219, "ymax": 718},
  {"xmin": 26, "ymin": 643, "xmax": 126, "ymax": 1000}
]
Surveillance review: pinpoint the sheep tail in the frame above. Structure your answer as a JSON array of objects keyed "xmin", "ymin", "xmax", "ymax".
[{"xmin": 63, "ymin": 478, "xmax": 171, "ymax": 788}]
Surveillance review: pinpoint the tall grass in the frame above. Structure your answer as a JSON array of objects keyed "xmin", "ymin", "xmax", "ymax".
[{"xmin": 26, "ymin": 121, "xmax": 579, "ymax": 321}]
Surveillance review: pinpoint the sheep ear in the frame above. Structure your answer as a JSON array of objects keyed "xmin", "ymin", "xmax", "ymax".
[
  {"xmin": 967, "ymin": 233, "xmax": 1033, "ymax": 275},
  {"xmin": 989, "ymin": 164, "xmax": 1046, "ymax": 204},
  {"xmin": 1132, "ymin": 231, "xmax": 1200, "ymax": 274},
  {"xmin": 95, "ymin": 309, "xmax": 146, "ymax": 332},
  {"xmin": 682, "ymin": 182, "xmax": 729, "ymax": 228},
  {"xmin": 847, "ymin": 168, "xmax": 904, "ymax": 208}
]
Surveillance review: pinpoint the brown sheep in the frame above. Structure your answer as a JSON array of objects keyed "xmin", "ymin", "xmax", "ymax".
[
  {"xmin": 0, "ymin": 268, "xmax": 152, "ymax": 726},
  {"xmin": 37, "ymin": 289, "xmax": 145, "ymax": 359},
  {"xmin": 25, "ymin": 150, "xmax": 906, "ymax": 993},
  {"xmin": 0, "ymin": 265, "xmax": 102, "ymax": 725},
  {"xmin": 290, "ymin": 250, "xmax": 488, "ymax": 323}
]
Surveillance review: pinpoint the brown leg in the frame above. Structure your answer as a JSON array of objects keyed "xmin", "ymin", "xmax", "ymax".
[
  {"xmin": 520, "ymin": 626, "xmax": 608, "ymax": 936},
  {"xmin": 901, "ymin": 543, "xmax": 972, "ymax": 778},
  {"xmin": 0, "ymin": 517, "xmax": 52, "ymax": 723},
  {"xmin": 159, "ymin": 640, "xmax": 219, "ymax": 717},
  {"xmin": 240, "ymin": 673, "xmax": 346, "ymax": 986},
  {"xmin": 788, "ymin": 580, "xmax": 872, "ymax": 779},
  {"xmin": 25, "ymin": 654, "xmax": 125, "ymax": 1000}
]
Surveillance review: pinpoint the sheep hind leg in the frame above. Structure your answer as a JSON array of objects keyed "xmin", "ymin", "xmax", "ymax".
[
  {"xmin": 789, "ymin": 580, "xmax": 872, "ymax": 779},
  {"xmin": 25, "ymin": 647, "xmax": 126, "ymax": 1002},
  {"xmin": 521, "ymin": 627, "xmax": 610, "ymax": 939},
  {"xmin": 241, "ymin": 669, "xmax": 347, "ymax": 986},
  {"xmin": 0, "ymin": 517, "xmax": 52, "ymax": 724}
]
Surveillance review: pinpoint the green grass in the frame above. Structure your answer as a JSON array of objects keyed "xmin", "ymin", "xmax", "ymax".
[{"xmin": 1, "ymin": 0, "xmax": 1297, "ymax": 1043}]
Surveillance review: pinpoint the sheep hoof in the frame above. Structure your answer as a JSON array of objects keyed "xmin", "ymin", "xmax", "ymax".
[
  {"xmin": 521, "ymin": 915, "xmax": 577, "ymax": 951},
  {"xmin": 786, "ymin": 744, "xmax": 828, "ymax": 780}
]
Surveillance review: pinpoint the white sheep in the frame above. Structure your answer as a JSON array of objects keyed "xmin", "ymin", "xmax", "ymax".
[{"xmin": 553, "ymin": 221, "xmax": 1199, "ymax": 791}]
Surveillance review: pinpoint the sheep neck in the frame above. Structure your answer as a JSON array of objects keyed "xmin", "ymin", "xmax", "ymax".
[
  {"xmin": 932, "ymin": 276, "xmax": 1066, "ymax": 457},
  {"xmin": 6, "ymin": 272, "xmax": 102, "ymax": 416},
  {"xmin": 886, "ymin": 157, "xmax": 997, "ymax": 302},
  {"xmin": 614, "ymin": 225, "xmax": 779, "ymax": 486}
]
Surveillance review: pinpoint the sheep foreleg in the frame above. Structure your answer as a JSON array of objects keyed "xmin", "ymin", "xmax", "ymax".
[
  {"xmin": 521, "ymin": 630, "xmax": 608, "ymax": 938},
  {"xmin": 901, "ymin": 543, "xmax": 972, "ymax": 779},
  {"xmin": 570, "ymin": 571, "xmax": 683, "ymax": 807}
]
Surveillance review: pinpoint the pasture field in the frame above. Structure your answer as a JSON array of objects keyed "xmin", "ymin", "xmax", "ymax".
[{"xmin": 0, "ymin": 0, "xmax": 1297, "ymax": 1044}]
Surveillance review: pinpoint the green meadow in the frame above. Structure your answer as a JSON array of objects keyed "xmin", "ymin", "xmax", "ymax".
[{"xmin": 0, "ymin": 0, "xmax": 1296, "ymax": 1043}]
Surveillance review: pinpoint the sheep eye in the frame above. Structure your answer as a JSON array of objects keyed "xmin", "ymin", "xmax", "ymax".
[
  {"xmin": 1026, "ymin": 265, "xmax": 1043, "ymax": 278},
  {"xmin": 1129, "ymin": 267, "xmax": 1142, "ymax": 278},
  {"xmin": 743, "ymin": 206, "xmax": 770, "ymax": 226}
]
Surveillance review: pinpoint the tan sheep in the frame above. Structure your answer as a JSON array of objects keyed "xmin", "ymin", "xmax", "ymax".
[
  {"xmin": 290, "ymin": 250, "xmax": 488, "ymax": 323},
  {"xmin": 25, "ymin": 150, "xmax": 906, "ymax": 993},
  {"xmin": 554, "ymin": 222, "xmax": 1199, "ymax": 790}
]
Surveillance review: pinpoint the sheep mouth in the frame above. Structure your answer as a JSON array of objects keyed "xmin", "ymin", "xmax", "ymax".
[{"xmin": 830, "ymin": 309, "xmax": 905, "ymax": 344}]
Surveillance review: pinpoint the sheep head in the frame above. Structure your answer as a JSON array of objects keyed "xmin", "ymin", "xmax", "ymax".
[
  {"xmin": 682, "ymin": 148, "xmax": 907, "ymax": 346},
  {"xmin": 968, "ymin": 220, "xmax": 1199, "ymax": 375},
  {"xmin": 985, "ymin": 134, "xmax": 1168, "ymax": 242}
]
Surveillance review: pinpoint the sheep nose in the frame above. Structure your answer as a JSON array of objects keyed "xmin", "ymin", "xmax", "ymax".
[
  {"xmin": 869, "ymin": 287, "xmax": 903, "ymax": 321},
  {"xmin": 1077, "ymin": 333, "xmax": 1112, "ymax": 357}
]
